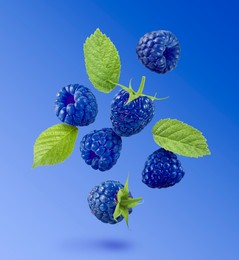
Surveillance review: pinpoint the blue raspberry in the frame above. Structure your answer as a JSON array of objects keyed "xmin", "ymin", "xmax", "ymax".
[
  {"xmin": 87, "ymin": 180, "xmax": 132, "ymax": 224},
  {"xmin": 55, "ymin": 84, "xmax": 98, "ymax": 126},
  {"xmin": 88, "ymin": 179, "xmax": 142, "ymax": 225},
  {"xmin": 142, "ymin": 148, "xmax": 185, "ymax": 188},
  {"xmin": 80, "ymin": 128, "xmax": 122, "ymax": 171},
  {"xmin": 110, "ymin": 89, "xmax": 155, "ymax": 137},
  {"xmin": 136, "ymin": 30, "xmax": 181, "ymax": 74}
]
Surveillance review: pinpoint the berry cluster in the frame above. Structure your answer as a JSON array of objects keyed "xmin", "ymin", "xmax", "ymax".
[
  {"xmin": 52, "ymin": 30, "xmax": 184, "ymax": 225},
  {"xmin": 80, "ymin": 128, "xmax": 122, "ymax": 171},
  {"xmin": 136, "ymin": 30, "xmax": 180, "ymax": 74},
  {"xmin": 110, "ymin": 89, "xmax": 155, "ymax": 137},
  {"xmin": 87, "ymin": 180, "xmax": 132, "ymax": 224},
  {"xmin": 34, "ymin": 28, "xmax": 202, "ymax": 226},
  {"xmin": 142, "ymin": 148, "xmax": 185, "ymax": 188},
  {"xmin": 55, "ymin": 84, "xmax": 98, "ymax": 126}
]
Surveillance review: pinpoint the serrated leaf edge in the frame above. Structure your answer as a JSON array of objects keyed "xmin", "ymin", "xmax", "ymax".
[
  {"xmin": 33, "ymin": 124, "xmax": 78, "ymax": 168},
  {"xmin": 83, "ymin": 28, "xmax": 121, "ymax": 93},
  {"xmin": 152, "ymin": 118, "xmax": 211, "ymax": 158}
]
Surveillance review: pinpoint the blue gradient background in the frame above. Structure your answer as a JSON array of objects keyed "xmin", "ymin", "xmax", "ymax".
[{"xmin": 1, "ymin": 1, "xmax": 239, "ymax": 259}]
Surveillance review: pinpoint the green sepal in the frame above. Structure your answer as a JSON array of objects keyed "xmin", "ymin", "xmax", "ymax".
[
  {"xmin": 113, "ymin": 178, "xmax": 143, "ymax": 226},
  {"xmin": 108, "ymin": 76, "xmax": 168, "ymax": 105}
]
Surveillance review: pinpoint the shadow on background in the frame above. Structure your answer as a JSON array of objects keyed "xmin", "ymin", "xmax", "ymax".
[{"xmin": 59, "ymin": 237, "xmax": 135, "ymax": 253}]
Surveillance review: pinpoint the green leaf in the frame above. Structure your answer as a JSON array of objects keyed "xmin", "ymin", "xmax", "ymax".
[
  {"xmin": 33, "ymin": 124, "xmax": 78, "ymax": 168},
  {"xmin": 84, "ymin": 28, "xmax": 121, "ymax": 93},
  {"xmin": 152, "ymin": 119, "xmax": 211, "ymax": 158}
]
